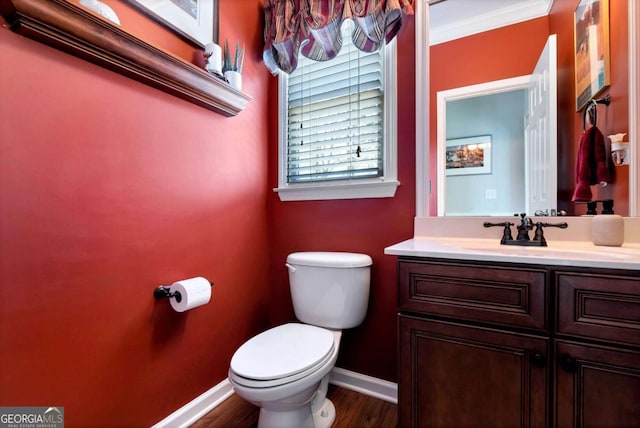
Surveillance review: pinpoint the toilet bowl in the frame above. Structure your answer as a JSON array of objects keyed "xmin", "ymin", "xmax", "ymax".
[
  {"xmin": 229, "ymin": 325, "xmax": 341, "ymax": 428},
  {"xmin": 227, "ymin": 252, "xmax": 372, "ymax": 428}
]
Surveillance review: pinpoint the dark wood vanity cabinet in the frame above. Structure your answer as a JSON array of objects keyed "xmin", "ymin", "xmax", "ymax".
[
  {"xmin": 553, "ymin": 271, "xmax": 640, "ymax": 428},
  {"xmin": 397, "ymin": 258, "xmax": 640, "ymax": 428}
]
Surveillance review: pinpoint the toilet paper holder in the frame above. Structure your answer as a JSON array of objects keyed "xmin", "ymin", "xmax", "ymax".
[{"xmin": 153, "ymin": 281, "xmax": 214, "ymax": 303}]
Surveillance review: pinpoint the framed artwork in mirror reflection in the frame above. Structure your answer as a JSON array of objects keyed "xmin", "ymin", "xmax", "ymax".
[
  {"xmin": 574, "ymin": 0, "xmax": 610, "ymax": 111},
  {"xmin": 445, "ymin": 135, "xmax": 492, "ymax": 176},
  {"xmin": 125, "ymin": 0, "xmax": 218, "ymax": 47}
]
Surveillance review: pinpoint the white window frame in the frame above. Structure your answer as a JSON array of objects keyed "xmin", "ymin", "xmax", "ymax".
[{"xmin": 274, "ymin": 37, "xmax": 399, "ymax": 201}]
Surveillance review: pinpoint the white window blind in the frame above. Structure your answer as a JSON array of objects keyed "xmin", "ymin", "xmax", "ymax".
[{"xmin": 286, "ymin": 21, "xmax": 384, "ymax": 184}]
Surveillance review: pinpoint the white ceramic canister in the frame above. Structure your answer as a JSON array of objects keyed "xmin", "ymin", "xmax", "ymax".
[
  {"xmin": 224, "ymin": 70, "xmax": 242, "ymax": 91},
  {"xmin": 204, "ymin": 42, "xmax": 222, "ymax": 75},
  {"xmin": 592, "ymin": 214, "xmax": 625, "ymax": 246}
]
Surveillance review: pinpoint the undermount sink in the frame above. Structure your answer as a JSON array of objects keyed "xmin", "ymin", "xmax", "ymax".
[
  {"xmin": 416, "ymin": 237, "xmax": 640, "ymax": 262},
  {"xmin": 452, "ymin": 239, "xmax": 637, "ymax": 261}
]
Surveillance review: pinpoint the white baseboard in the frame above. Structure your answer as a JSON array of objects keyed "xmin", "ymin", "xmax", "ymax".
[
  {"xmin": 152, "ymin": 367, "xmax": 397, "ymax": 427},
  {"xmin": 151, "ymin": 379, "xmax": 234, "ymax": 428},
  {"xmin": 328, "ymin": 367, "xmax": 397, "ymax": 404}
]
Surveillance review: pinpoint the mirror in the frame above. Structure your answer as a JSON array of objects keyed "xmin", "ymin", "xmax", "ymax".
[
  {"xmin": 438, "ymin": 83, "xmax": 531, "ymax": 216},
  {"xmin": 438, "ymin": 35, "xmax": 557, "ymax": 216},
  {"xmin": 416, "ymin": 0, "xmax": 639, "ymax": 217}
]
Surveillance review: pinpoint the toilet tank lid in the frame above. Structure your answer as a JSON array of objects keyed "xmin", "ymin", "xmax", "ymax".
[{"xmin": 287, "ymin": 252, "xmax": 372, "ymax": 268}]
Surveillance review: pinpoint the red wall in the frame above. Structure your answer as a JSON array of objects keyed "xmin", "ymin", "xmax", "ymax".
[
  {"xmin": 0, "ymin": 1, "xmax": 270, "ymax": 426},
  {"xmin": 266, "ymin": 17, "xmax": 416, "ymax": 383},
  {"xmin": 430, "ymin": 0, "xmax": 630, "ymax": 216}
]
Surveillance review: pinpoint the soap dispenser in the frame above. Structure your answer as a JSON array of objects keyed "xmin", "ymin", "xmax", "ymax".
[
  {"xmin": 608, "ymin": 133, "xmax": 629, "ymax": 166},
  {"xmin": 591, "ymin": 200, "xmax": 624, "ymax": 246}
]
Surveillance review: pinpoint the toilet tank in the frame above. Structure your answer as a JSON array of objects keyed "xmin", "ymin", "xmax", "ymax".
[{"xmin": 286, "ymin": 252, "xmax": 372, "ymax": 329}]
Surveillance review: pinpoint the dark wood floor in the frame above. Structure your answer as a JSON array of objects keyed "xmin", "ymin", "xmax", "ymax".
[{"xmin": 190, "ymin": 385, "xmax": 397, "ymax": 428}]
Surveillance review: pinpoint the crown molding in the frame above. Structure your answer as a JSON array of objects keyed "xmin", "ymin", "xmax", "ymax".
[{"xmin": 430, "ymin": 0, "xmax": 554, "ymax": 45}]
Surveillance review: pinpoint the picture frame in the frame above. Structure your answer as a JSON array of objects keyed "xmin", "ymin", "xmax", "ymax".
[
  {"xmin": 125, "ymin": 0, "xmax": 218, "ymax": 47},
  {"xmin": 574, "ymin": 0, "xmax": 610, "ymax": 111},
  {"xmin": 445, "ymin": 136, "xmax": 492, "ymax": 176}
]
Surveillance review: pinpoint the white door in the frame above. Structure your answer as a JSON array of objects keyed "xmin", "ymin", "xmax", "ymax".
[{"xmin": 525, "ymin": 34, "xmax": 558, "ymax": 215}]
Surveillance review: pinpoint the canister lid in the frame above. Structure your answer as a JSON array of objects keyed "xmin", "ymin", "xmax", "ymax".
[{"xmin": 286, "ymin": 252, "xmax": 372, "ymax": 268}]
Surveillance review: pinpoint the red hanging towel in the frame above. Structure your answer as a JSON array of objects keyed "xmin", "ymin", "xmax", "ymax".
[{"xmin": 572, "ymin": 124, "xmax": 612, "ymax": 202}]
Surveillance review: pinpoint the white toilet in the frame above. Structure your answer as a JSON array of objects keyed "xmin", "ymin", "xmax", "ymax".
[{"xmin": 228, "ymin": 252, "xmax": 372, "ymax": 428}]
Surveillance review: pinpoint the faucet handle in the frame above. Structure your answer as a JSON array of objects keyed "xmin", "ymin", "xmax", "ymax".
[
  {"xmin": 533, "ymin": 221, "xmax": 569, "ymax": 246},
  {"xmin": 533, "ymin": 223, "xmax": 547, "ymax": 245},
  {"xmin": 484, "ymin": 221, "xmax": 514, "ymax": 244}
]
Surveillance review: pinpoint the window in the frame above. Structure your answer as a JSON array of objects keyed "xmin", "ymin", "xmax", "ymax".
[{"xmin": 274, "ymin": 21, "xmax": 399, "ymax": 201}]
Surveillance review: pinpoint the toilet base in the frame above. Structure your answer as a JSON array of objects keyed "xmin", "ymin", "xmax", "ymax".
[
  {"xmin": 258, "ymin": 405, "xmax": 314, "ymax": 428},
  {"xmin": 256, "ymin": 397, "xmax": 335, "ymax": 428},
  {"xmin": 312, "ymin": 397, "xmax": 335, "ymax": 428}
]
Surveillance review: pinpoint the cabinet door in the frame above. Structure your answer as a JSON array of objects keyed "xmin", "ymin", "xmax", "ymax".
[
  {"xmin": 555, "ymin": 340, "xmax": 640, "ymax": 428},
  {"xmin": 399, "ymin": 315, "xmax": 550, "ymax": 428}
]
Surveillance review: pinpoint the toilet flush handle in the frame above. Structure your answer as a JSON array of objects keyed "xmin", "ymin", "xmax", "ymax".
[{"xmin": 285, "ymin": 263, "xmax": 296, "ymax": 273}]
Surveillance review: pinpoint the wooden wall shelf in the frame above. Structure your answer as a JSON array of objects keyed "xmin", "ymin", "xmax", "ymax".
[{"xmin": 0, "ymin": 0, "xmax": 251, "ymax": 116}]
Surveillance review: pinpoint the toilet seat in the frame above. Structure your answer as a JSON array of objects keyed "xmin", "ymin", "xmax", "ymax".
[
  {"xmin": 230, "ymin": 323, "xmax": 335, "ymax": 388},
  {"xmin": 229, "ymin": 345, "xmax": 335, "ymax": 388}
]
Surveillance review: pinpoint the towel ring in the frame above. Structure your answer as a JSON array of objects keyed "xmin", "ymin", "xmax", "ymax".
[
  {"xmin": 583, "ymin": 100, "xmax": 598, "ymax": 130},
  {"xmin": 583, "ymin": 94, "xmax": 611, "ymax": 130}
]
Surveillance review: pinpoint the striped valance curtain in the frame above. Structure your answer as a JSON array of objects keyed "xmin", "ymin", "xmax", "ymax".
[{"xmin": 263, "ymin": 0, "xmax": 414, "ymax": 74}]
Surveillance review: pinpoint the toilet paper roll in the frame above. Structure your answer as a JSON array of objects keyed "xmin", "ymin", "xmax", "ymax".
[{"xmin": 169, "ymin": 277, "xmax": 211, "ymax": 312}]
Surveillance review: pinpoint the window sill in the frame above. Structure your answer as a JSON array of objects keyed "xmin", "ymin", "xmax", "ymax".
[{"xmin": 274, "ymin": 180, "xmax": 400, "ymax": 201}]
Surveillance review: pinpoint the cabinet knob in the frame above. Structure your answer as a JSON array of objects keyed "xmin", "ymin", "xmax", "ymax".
[
  {"xmin": 530, "ymin": 352, "xmax": 547, "ymax": 368},
  {"xmin": 560, "ymin": 355, "xmax": 579, "ymax": 373}
]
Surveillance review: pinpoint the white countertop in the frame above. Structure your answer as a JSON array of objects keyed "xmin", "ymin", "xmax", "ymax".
[{"xmin": 384, "ymin": 217, "xmax": 640, "ymax": 270}]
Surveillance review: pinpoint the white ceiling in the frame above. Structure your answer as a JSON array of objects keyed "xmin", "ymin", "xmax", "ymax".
[{"xmin": 429, "ymin": 0, "xmax": 555, "ymax": 45}]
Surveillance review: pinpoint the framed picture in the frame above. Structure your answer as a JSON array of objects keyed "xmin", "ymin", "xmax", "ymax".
[
  {"xmin": 445, "ymin": 136, "xmax": 492, "ymax": 176},
  {"xmin": 574, "ymin": 0, "xmax": 610, "ymax": 111},
  {"xmin": 126, "ymin": 0, "xmax": 218, "ymax": 47}
]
